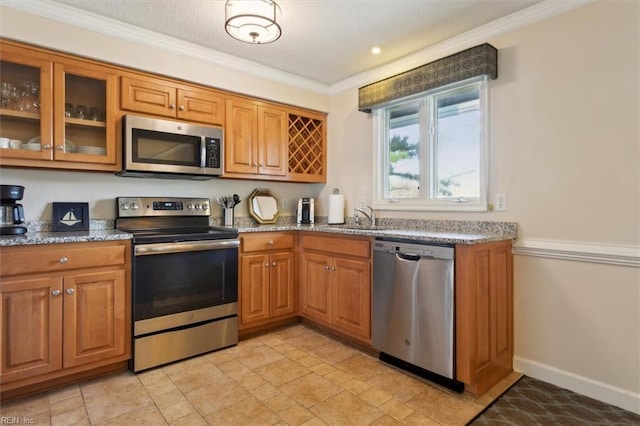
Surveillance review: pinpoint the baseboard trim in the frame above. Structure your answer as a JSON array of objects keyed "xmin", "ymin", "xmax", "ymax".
[
  {"xmin": 512, "ymin": 239, "xmax": 640, "ymax": 267},
  {"xmin": 513, "ymin": 356, "xmax": 640, "ymax": 414}
]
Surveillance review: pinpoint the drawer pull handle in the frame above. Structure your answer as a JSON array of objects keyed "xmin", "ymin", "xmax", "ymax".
[
  {"xmin": 52, "ymin": 289, "xmax": 61, "ymax": 296},
  {"xmin": 66, "ymin": 288, "xmax": 75, "ymax": 295},
  {"xmin": 59, "ymin": 257, "xmax": 69, "ymax": 264},
  {"xmin": 268, "ymin": 240, "xmax": 274, "ymax": 245}
]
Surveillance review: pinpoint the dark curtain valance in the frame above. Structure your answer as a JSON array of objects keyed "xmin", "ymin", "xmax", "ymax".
[{"xmin": 358, "ymin": 43, "xmax": 498, "ymax": 112}]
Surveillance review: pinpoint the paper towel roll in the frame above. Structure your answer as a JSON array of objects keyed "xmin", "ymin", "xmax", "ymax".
[{"xmin": 328, "ymin": 194, "xmax": 345, "ymax": 224}]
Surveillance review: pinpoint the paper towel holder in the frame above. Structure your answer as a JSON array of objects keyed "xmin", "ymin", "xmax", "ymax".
[{"xmin": 328, "ymin": 188, "xmax": 345, "ymax": 225}]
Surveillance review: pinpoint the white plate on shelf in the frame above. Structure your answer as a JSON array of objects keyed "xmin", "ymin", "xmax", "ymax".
[
  {"xmin": 75, "ymin": 146, "xmax": 106, "ymax": 155},
  {"xmin": 25, "ymin": 136, "xmax": 41, "ymax": 151},
  {"xmin": 65, "ymin": 138, "xmax": 76, "ymax": 153}
]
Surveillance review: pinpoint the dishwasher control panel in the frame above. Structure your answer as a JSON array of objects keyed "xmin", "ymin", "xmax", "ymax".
[{"xmin": 373, "ymin": 239, "xmax": 454, "ymax": 260}]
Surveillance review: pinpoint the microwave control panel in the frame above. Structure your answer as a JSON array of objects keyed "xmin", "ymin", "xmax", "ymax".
[{"xmin": 205, "ymin": 138, "xmax": 221, "ymax": 168}]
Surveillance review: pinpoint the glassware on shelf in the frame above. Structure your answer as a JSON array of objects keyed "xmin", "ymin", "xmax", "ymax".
[
  {"xmin": 75, "ymin": 104, "xmax": 87, "ymax": 119},
  {"xmin": 65, "ymin": 103, "xmax": 74, "ymax": 117},
  {"xmin": 89, "ymin": 107, "xmax": 100, "ymax": 121},
  {"xmin": 1, "ymin": 82, "xmax": 11, "ymax": 108}
]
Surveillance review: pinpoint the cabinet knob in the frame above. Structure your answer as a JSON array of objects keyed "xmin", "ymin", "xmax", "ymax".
[
  {"xmin": 66, "ymin": 288, "xmax": 75, "ymax": 295},
  {"xmin": 42, "ymin": 143, "xmax": 51, "ymax": 150},
  {"xmin": 331, "ymin": 266, "xmax": 336, "ymax": 271},
  {"xmin": 265, "ymin": 263, "xmax": 270, "ymax": 267},
  {"xmin": 268, "ymin": 240, "xmax": 274, "ymax": 245},
  {"xmin": 178, "ymin": 105, "xmax": 185, "ymax": 111},
  {"xmin": 325, "ymin": 265, "xmax": 330, "ymax": 270},
  {"xmin": 272, "ymin": 262, "xmax": 277, "ymax": 267},
  {"xmin": 56, "ymin": 145, "xmax": 65, "ymax": 151},
  {"xmin": 59, "ymin": 257, "xmax": 68, "ymax": 264},
  {"xmin": 52, "ymin": 289, "xmax": 61, "ymax": 296},
  {"xmin": 169, "ymin": 103, "xmax": 176, "ymax": 109}
]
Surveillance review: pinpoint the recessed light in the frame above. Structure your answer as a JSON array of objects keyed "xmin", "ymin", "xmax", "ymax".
[{"xmin": 371, "ymin": 46, "xmax": 382, "ymax": 55}]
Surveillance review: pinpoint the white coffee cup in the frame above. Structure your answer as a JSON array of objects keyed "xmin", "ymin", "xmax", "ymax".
[
  {"xmin": 9, "ymin": 139, "xmax": 22, "ymax": 149},
  {"xmin": 0, "ymin": 137, "xmax": 9, "ymax": 149}
]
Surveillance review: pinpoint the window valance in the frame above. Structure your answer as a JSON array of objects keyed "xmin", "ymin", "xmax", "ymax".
[{"xmin": 358, "ymin": 43, "xmax": 498, "ymax": 113}]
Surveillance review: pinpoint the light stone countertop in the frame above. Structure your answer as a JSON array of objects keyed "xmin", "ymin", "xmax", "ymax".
[{"xmin": 0, "ymin": 217, "xmax": 517, "ymax": 247}]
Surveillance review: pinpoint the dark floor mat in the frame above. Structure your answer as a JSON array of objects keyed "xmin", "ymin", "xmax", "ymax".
[{"xmin": 469, "ymin": 376, "xmax": 640, "ymax": 425}]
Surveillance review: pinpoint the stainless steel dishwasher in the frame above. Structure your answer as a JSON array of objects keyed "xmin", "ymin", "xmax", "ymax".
[{"xmin": 372, "ymin": 238, "xmax": 463, "ymax": 392}]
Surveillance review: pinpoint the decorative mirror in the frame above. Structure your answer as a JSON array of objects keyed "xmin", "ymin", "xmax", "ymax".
[{"xmin": 248, "ymin": 188, "xmax": 280, "ymax": 225}]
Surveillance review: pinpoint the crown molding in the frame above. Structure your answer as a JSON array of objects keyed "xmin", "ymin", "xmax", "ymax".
[
  {"xmin": 330, "ymin": 0, "xmax": 596, "ymax": 94},
  {"xmin": 3, "ymin": 0, "xmax": 595, "ymax": 96},
  {"xmin": 1, "ymin": 0, "xmax": 330, "ymax": 95}
]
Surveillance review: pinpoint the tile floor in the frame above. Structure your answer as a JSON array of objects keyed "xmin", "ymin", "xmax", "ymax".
[{"xmin": 0, "ymin": 325, "xmax": 520, "ymax": 425}]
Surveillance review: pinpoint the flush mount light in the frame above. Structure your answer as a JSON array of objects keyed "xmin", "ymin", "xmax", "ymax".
[
  {"xmin": 225, "ymin": 0, "xmax": 282, "ymax": 44},
  {"xmin": 371, "ymin": 46, "xmax": 382, "ymax": 55}
]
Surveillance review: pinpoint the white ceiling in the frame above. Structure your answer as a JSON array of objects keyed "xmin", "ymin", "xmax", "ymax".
[{"xmin": 35, "ymin": 0, "xmax": 545, "ymax": 85}]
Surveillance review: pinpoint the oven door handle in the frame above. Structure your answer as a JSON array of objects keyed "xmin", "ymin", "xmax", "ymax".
[{"xmin": 135, "ymin": 239, "xmax": 239, "ymax": 256}]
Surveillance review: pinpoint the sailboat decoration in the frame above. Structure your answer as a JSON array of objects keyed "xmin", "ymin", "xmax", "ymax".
[{"xmin": 60, "ymin": 209, "xmax": 82, "ymax": 226}]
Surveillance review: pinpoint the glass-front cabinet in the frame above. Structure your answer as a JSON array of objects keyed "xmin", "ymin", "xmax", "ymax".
[{"xmin": 0, "ymin": 41, "xmax": 119, "ymax": 171}]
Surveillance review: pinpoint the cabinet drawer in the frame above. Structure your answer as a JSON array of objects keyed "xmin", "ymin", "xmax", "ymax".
[
  {"xmin": 241, "ymin": 232, "xmax": 294, "ymax": 253},
  {"xmin": 300, "ymin": 234, "xmax": 371, "ymax": 258},
  {"xmin": 0, "ymin": 241, "xmax": 128, "ymax": 277}
]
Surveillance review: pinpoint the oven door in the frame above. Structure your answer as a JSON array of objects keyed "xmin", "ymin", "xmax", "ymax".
[{"xmin": 132, "ymin": 239, "xmax": 238, "ymax": 336}]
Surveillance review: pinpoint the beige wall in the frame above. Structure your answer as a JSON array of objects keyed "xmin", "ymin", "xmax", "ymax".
[
  {"xmin": 1, "ymin": 0, "xmax": 639, "ymax": 412},
  {"xmin": 326, "ymin": 0, "xmax": 639, "ymax": 412}
]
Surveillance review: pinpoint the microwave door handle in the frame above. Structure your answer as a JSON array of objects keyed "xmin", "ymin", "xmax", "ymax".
[{"xmin": 200, "ymin": 138, "xmax": 206, "ymax": 168}]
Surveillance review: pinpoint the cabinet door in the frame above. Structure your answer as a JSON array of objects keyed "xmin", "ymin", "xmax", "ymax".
[
  {"xmin": 1, "ymin": 276, "xmax": 63, "ymax": 383},
  {"xmin": 177, "ymin": 88, "xmax": 225, "ymax": 125},
  {"xmin": 299, "ymin": 251, "xmax": 331, "ymax": 324},
  {"xmin": 225, "ymin": 99, "xmax": 258, "ymax": 174},
  {"xmin": 332, "ymin": 257, "xmax": 371, "ymax": 340},
  {"xmin": 54, "ymin": 61, "xmax": 118, "ymax": 167},
  {"xmin": 240, "ymin": 253, "xmax": 270, "ymax": 325},
  {"xmin": 62, "ymin": 270, "xmax": 127, "ymax": 368},
  {"xmin": 121, "ymin": 75, "xmax": 177, "ymax": 118},
  {"xmin": 456, "ymin": 241, "xmax": 513, "ymax": 395},
  {"xmin": 258, "ymin": 106, "xmax": 287, "ymax": 176},
  {"xmin": 0, "ymin": 49, "xmax": 54, "ymax": 163},
  {"xmin": 269, "ymin": 251, "xmax": 295, "ymax": 318}
]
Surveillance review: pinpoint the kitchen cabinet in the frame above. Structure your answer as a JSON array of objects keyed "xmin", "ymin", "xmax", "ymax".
[
  {"xmin": 239, "ymin": 232, "xmax": 296, "ymax": 330},
  {"xmin": 455, "ymin": 239, "xmax": 514, "ymax": 396},
  {"xmin": 299, "ymin": 233, "xmax": 372, "ymax": 343},
  {"xmin": 120, "ymin": 75, "xmax": 226, "ymax": 125},
  {"xmin": 0, "ymin": 40, "xmax": 120, "ymax": 172},
  {"xmin": 287, "ymin": 108, "xmax": 326, "ymax": 183},
  {"xmin": 225, "ymin": 97, "xmax": 287, "ymax": 178},
  {"xmin": 0, "ymin": 240, "xmax": 131, "ymax": 398}
]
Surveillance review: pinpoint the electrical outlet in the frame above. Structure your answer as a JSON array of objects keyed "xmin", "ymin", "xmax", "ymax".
[
  {"xmin": 356, "ymin": 196, "xmax": 367, "ymax": 209},
  {"xmin": 495, "ymin": 193, "xmax": 507, "ymax": 211},
  {"xmin": 282, "ymin": 198, "xmax": 288, "ymax": 209}
]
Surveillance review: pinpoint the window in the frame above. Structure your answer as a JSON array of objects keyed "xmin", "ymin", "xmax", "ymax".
[{"xmin": 373, "ymin": 76, "xmax": 488, "ymax": 211}]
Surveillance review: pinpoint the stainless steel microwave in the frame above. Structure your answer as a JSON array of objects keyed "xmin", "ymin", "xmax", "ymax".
[{"xmin": 119, "ymin": 114, "xmax": 223, "ymax": 180}]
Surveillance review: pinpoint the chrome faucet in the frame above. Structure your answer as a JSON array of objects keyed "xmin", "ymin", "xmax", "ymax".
[{"xmin": 354, "ymin": 205, "xmax": 376, "ymax": 226}]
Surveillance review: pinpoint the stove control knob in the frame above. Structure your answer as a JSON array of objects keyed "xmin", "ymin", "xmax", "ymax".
[
  {"xmin": 130, "ymin": 203, "xmax": 139, "ymax": 210},
  {"xmin": 120, "ymin": 203, "xmax": 129, "ymax": 211},
  {"xmin": 202, "ymin": 203, "xmax": 208, "ymax": 211},
  {"xmin": 195, "ymin": 204, "xmax": 201, "ymax": 210},
  {"xmin": 187, "ymin": 203, "xmax": 194, "ymax": 210}
]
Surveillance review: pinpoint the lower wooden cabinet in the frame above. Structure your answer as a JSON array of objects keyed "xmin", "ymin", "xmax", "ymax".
[
  {"xmin": 298, "ymin": 233, "xmax": 372, "ymax": 343},
  {"xmin": 455, "ymin": 239, "xmax": 514, "ymax": 395},
  {"xmin": 0, "ymin": 240, "xmax": 131, "ymax": 397},
  {"xmin": 239, "ymin": 232, "xmax": 296, "ymax": 330}
]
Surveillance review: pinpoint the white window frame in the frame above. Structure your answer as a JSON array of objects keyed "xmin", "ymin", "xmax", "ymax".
[{"xmin": 372, "ymin": 76, "xmax": 489, "ymax": 212}]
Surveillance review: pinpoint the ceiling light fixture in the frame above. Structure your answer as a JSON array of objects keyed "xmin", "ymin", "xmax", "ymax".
[
  {"xmin": 371, "ymin": 46, "xmax": 382, "ymax": 55},
  {"xmin": 225, "ymin": 0, "xmax": 282, "ymax": 44}
]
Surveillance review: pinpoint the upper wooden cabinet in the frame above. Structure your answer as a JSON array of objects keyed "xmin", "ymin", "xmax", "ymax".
[
  {"xmin": 0, "ymin": 41, "xmax": 120, "ymax": 171},
  {"xmin": 120, "ymin": 75, "xmax": 226, "ymax": 125},
  {"xmin": 225, "ymin": 97, "xmax": 287, "ymax": 177},
  {"xmin": 224, "ymin": 98, "xmax": 327, "ymax": 182}
]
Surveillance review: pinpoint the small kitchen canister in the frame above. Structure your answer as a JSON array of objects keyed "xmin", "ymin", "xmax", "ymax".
[{"xmin": 222, "ymin": 207, "xmax": 234, "ymax": 227}]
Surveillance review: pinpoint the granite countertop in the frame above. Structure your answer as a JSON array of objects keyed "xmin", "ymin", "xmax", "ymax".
[
  {"xmin": 0, "ymin": 218, "xmax": 517, "ymax": 247},
  {"xmin": 0, "ymin": 229, "xmax": 132, "ymax": 247}
]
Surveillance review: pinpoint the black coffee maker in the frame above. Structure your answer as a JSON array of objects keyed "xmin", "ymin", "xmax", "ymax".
[{"xmin": 1, "ymin": 185, "xmax": 27, "ymax": 235}]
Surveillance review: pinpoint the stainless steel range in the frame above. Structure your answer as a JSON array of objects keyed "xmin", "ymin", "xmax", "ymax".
[{"xmin": 116, "ymin": 197, "xmax": 239, "ymax": 372}]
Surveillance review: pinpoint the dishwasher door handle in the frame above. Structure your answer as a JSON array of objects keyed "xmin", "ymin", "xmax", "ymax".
[{"xmin": 396, "ymin": 251, "xmax": 433, "ymax": 261}]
